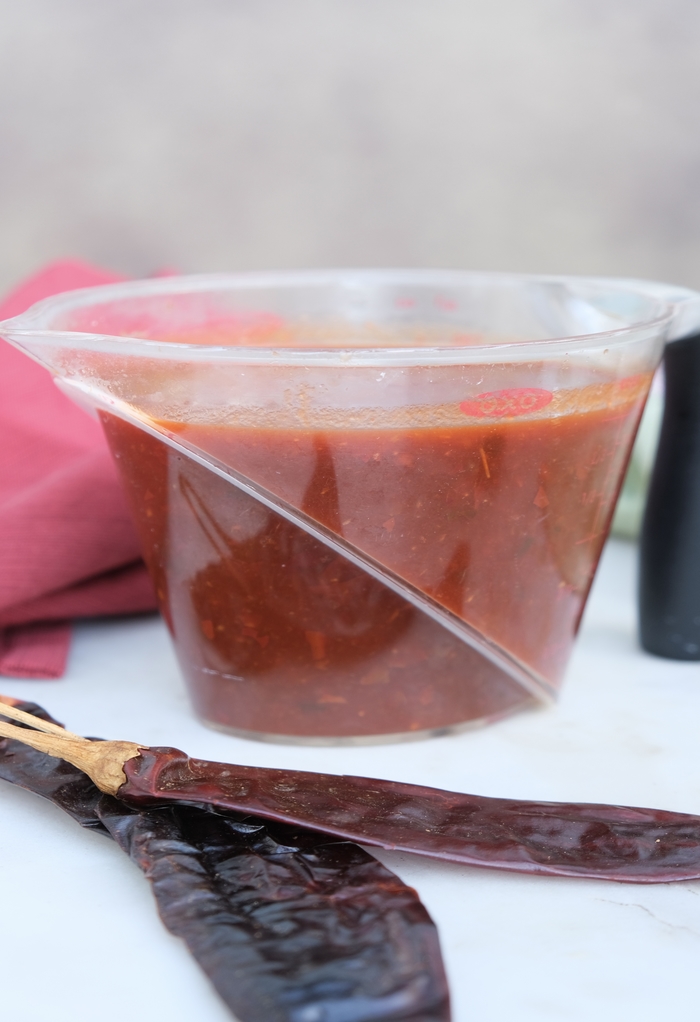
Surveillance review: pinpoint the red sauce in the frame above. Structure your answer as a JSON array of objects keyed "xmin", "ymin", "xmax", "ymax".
[{"xmin": 101, "ymin": 376, "xmax": 647, "ymax": 740}]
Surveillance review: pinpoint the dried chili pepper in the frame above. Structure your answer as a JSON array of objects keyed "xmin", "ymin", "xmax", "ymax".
[
  {"xmin": 118, "ymin": 748, "xmax": 700, "ymax": 883},
  {"xmin": 0, "ymin": 699, "xmax": 450, "ymax": 1022},
  {"xmin": 3, "ymin": 698, "xmax": 700, "ymax": 886}
]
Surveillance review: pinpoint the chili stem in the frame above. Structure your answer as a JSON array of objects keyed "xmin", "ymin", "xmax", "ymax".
[
  {"xmin": 0, "ymin": 699, "xmax": 81, "ymax": 738},
  {"xmin": 0, "ymin": 712, "xmax": 143, "ymax": 796}
]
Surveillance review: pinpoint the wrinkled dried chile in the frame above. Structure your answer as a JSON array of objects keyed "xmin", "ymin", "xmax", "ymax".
[
  {"xmin": 120, "ymin": 747, "xmax": 700, "ymax": 883},
  {"xmin": 0, "ymin": 702, "xmax": 450, "ymax": 1022}
]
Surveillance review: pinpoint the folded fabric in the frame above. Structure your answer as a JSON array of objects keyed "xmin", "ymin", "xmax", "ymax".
[{"xmin": 0, "ymin": 261, "xmax": 157, "ymax": 679}]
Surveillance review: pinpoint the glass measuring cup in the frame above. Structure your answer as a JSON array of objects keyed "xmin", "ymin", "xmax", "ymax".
[{"xmin": 0, "ymin": 271, "xmax": 685, "ymax": 743}]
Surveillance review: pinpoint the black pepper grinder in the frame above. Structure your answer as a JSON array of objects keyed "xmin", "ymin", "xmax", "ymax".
[{"xmin": 639, "ymin": 284, "xmax": 700, "ymax": 659}]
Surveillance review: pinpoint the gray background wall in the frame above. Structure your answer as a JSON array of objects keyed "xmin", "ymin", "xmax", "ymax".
[{"xmin": 1, "ymin": 0, "xmax": 699, "ymax": 293}]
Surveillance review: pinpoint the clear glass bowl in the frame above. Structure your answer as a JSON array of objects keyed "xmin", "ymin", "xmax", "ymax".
[{"xmin": 0, "ymin": 271, "xmax": 676, "ymax": 742}]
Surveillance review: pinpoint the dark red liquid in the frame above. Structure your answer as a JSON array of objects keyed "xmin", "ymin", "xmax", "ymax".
[{"xmin": 101, "ymin": 376, "xmax": 647, "ymax": 740}]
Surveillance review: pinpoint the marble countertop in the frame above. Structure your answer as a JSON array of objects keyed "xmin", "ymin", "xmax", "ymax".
[{"xmin": 2, "ymin": 538, "xmax": 699, "ymax": 1022}]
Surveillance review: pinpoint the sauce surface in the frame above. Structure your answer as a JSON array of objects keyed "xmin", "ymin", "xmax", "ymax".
[{"xmin": 101, "ymin": 377, "xmax": 647, "ymax": 739}]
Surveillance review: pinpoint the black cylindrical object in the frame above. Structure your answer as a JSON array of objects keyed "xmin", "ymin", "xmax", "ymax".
[{"xmin": 639, "ymin": 331, "xmax": 700, "ymax": 659}]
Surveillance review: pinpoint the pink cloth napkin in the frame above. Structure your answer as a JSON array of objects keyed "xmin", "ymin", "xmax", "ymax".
[{"xmin": 0, "ymin": 261, "xmax": 157, "ymax": 679}]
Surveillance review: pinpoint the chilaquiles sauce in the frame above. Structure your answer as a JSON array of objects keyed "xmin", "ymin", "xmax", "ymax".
[{"xmin": 102, "ymin": 372, "xmax": 649, "ymax": 739}]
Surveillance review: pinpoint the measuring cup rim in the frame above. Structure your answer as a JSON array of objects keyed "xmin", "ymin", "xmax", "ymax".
[{"xmin": 0, "ymin": 269, "xmax": 677, "ymax": 367}]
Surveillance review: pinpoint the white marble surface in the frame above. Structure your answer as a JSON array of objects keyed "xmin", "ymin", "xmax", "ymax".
[{"xmin": 2, "ymin": 538, "xmax": 700, "ymax": 1022}]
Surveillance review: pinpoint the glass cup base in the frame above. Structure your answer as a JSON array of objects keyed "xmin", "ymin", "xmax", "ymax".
[{"xmin": 197, "ymin": 698, "xmax": 535, "ymax": 746}]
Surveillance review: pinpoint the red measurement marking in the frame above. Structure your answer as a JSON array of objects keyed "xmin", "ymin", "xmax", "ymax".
[{"xmin": 460, "ymin": 388, "xmax": 553, "ymax": 419}]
